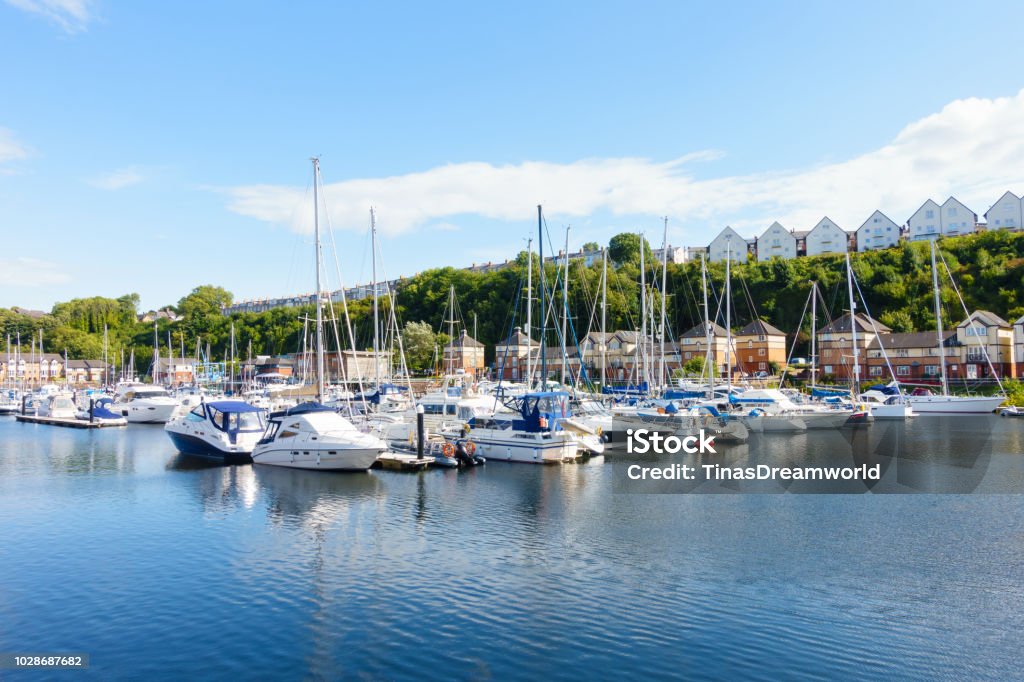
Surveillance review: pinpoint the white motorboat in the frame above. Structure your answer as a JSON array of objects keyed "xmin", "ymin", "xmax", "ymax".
[
  {"xmin": 110, "ymin": 383, "xmax": 179, "ymax": 423},
  {"xmin": 252, "ymin": 403, "xmax": 386, "ymax": 470},
  {"xmin": 36, "ymin": 392, "xmax": 79, "ymax": 419},
  {"xmin": 731, "ymin": 389, "xmax": 851, "ymax": 431},
  {"xmin": 858, "ymin": 385, "xmax": 915, "ymax": 420},
  {"xmin": 76, "ymin": 397, "xmax": 128, "ymax": 426},
  {"xmin": 442, "ymin": 391, "xmax": 580, "ymax": 464}
]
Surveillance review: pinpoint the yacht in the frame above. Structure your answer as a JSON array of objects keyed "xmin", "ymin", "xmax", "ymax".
[
  {"xmin": 36, "ymin": 392, "xmax": 79, "ymax": 419},
  {"xmin": 253, "ymin": 403, "xmax": 386, "ymax": 470},
  {"xmin": 442, "ymin": 391, "xmax": 580, "ymax": 464},
  {"xmin": 730, "ymin": 389, "xmax": 852, "ymax": 432},
  {"xmin": 858, "ymin": 384, "xmax": 915, "ymax": 419},
  {"xmin": 77, "ymin": 397, "xmax": 128, "ymax": 426},
  {"xmin": 165, "ymin": 400, "xmax": 266, "ymax": 463},
  {"xmin": 110, "ymin": 383, "xmax": 179, "ymax": 423}
]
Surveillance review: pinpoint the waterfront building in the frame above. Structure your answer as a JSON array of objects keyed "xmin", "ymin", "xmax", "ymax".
[
  {"xmin": 816, "ymin": 314, "xmax": 891, "ymax": 381},
  {"xmin": 1014, "ymin": 315, "xmax": 1024, "ymax": 378},
  {"xmin": 734, "ymin": 320, "xmax": 787, "ymax": 374},
  {"xmin": 956, "ymin": 311, "xmax": 1014, "ymax": 379},
  {"xmin": 856, "ymin": 210, "xmax": 901, "ymax": 251},
  {"xmin": 757, "ymin": 222, "xmax": 797, "ymax": 261},
  {"xmin": 804, "ymin": 217, "xmax": 849, "ymax": 257},
  {"xmin": 865, "ymin": 331, "xmax": 958, "ymax": 382},
  {"xmin": 984, "ymin": 191, "xmax": 1023, "ymax": 231},
  {"xmin": 444, "ymin": 330, "xmax": 486, "ymax": 378},
  {"xmin": 679, "ymin": 322, "xmax": 730, "ymax": 375},
  {"xmin": 494, "ymin": 326, "xmax": 538, "ymax": 381},
  {"xmin": 65, "ymin": 360, "xmax": 113, "ymax": 386}
]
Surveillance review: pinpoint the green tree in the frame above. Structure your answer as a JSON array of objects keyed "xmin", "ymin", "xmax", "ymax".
[
  {"xmin": 401, "ymin": 321, "xmax": 437, "ymax": 371},
  {"xmin": 608, "ymin": 233, "xmax": 653, "ymax": 266}
]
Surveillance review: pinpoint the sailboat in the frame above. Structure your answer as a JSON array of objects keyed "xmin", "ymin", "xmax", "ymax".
[
  {"xmin": 907, "ymin": 242, "xmax": 1003, "ymax": 415},
  {"xmin": 251, "ymin": 158, "xmax": 387, "ymax": 471}
]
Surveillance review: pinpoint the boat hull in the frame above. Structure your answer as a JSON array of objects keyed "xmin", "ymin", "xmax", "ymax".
[
  {"xmin": 166, "ymin": 429, "xmax": 254, "ymax": 464},
  {"xmin": 451, "ymin": 430, "xmax": 578, "ymax": 464},
  {"xmin": 251, "ymin": 444, "xmax": 382, "ymax": 471},
  {"xmin": 114, "ymin": 401, "xmax": 179, "ymax": 424},
  {"xmin": 908, "ymin": 396, "xmax": 1003, "ymax": 414}
]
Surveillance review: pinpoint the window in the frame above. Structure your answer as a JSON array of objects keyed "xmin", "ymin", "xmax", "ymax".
[
  {"xmin": 948, "ymin": 207, "xmax": 957, "ymax": 216},
  {"xmin": 685, "ymin": 352, "xmax": 691, "ymax": 359},
  {"xmin": 926, "ymin": 210, "xmax": 934, "ymax": 219},
  {"xmin": 824, "ymin": 365, "xmax": 833, "ymax": 374},
  {"xmin": 924, "ymin": 365, "xmax": 941, "ymax": 376},
  {"xmin": 758, "ymin": 348, "xmax": 765, "ymax": 356},
  {"xmin": 896, "ymin": 366, "xmax": 910, "ymax": 376},
  {"xmin": 758, "ymin": 362, "xmax": 766, "ymax": 370},
  {"xmin": 965, "ymin": 325, "xmax": 987, "ymax": 336},
  {"xmin": 869, "ymin": 366, "xmax": 882, "ymax": 376}
]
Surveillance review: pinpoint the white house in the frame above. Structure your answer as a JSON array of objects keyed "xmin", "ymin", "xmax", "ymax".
[
  {"xmin": 984, "ymin": 191, "xmax": 1023, "ymax": 231},
  {"xmin": 940, "ymin": 197, "xmax": 978, "ymax": 237},
  {"xmin": 1015, "ymin": 315, "xmax": 1024, "ymax": 378},
  {"xmin": 804, "ymin": 217, "xmax": 848, "ymax": 256},
  {"xmin": 907, "ymin": 199, "xmax": 942, "ymax": 240},
  {"xmin": 707, "ymin": 226, "xmax": 747, "ymax": 263},
  {"xmin": 856, "ymin": 210, "xmax": 901, "ymax": 251},
  {"xmin": 757, "ymin": 222, "xmax": 797, "ymax": 261}
]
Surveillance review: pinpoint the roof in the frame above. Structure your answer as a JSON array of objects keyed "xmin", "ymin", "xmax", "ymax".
[
  {"xmin": 819, "ymin": 313, "xmax": 892, "ymax": 335},
  {"xmin": 206, "ymin": 400, "xmax": 264, "ymax": 413},
  {"xmin": 681, "ymin": 322, "xmax": 728, "ymax": 338},
  {"xmin": 857, "ymin": 209, "xmax": 900, "ymax": 232},
  {"xmin": 499, "ymin": 327, "xmax": 534, "ymax": 346},
  {"xmin": 984, "ymin": 191, "xmax": 1021, "ymax": 218},
  {"xmin": 807, "ymin": 217, "xmax": 847, "ymax": 235},
  {"xmin": 867, "ymin": 331, "xmax": 954, "ymax": 350},
  {"xmin": 958, "ymin": 310, "xmax": 1009, "ymax": 328},
  {"xmin": 447, "ymin": 330, "xmax": 484, "ymax": 348},
  {"xmin": 908, "ymin": 198, "xmax": 941, "ymax": 223},
  {"xmin": 791, "ymin": 230, "xmax": 810, "ymax": 238},
  {"xmin": 736, "ymin": 320, "xmax": 785, "ymax": 337}
]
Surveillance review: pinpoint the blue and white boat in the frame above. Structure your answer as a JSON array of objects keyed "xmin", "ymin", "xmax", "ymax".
[
  {"xmin": 164, "ymin": 400, "xmax": 267, "ymax": 464},
  {"xmin": 442, "ymin": 391, "xmax": 580, "ymax": 464}
]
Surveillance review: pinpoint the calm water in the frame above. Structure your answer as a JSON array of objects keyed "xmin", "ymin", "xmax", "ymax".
[{"xmin": 1, "ymin": 416, "xmax": 1024, "ymax": 680}]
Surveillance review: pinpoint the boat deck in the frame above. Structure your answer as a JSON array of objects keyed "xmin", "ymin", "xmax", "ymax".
[{"xmin": 375, "ymin": 451, "xmax": 432, "ymax": 471}]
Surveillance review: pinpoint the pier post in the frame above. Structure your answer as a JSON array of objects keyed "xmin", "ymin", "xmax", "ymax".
[
  {"xmin": 416, "ymin": 404, "xmax": 424, "ymax": 459},
  {"xmin": 89, "ymin": 399, "xmax": 95, "ymax": 424},
  {"xmin": 21, "ymin": 395, "xmax": 26, "ymax": 416}
]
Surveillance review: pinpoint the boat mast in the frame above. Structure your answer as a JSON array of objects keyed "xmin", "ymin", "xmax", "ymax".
[
  {"xmin": 538, "ymin": 205, "xmax": 547, "ymax": 388},
  {"xmin": 153, "ymin": 321, "xmax": 159, "ymax": 385},
  {"xmin": 845, "ymin": 252, "xmax": 860, "ymax": 396},
  {"xmin": 370, "ymin": 207, "xmax": 380, "ymax": 392},
  {"xmin": 639, "ymin": 232, "xmax": 647, "ymax": 390},
  {"xmin": 725, "ymin": 239, "xmax": 732, "ymax": 395},
  {"xmin": 810, "ymin": 282, "xmax": 818, "ymax": 391},
  {"xmin": 701, "ymin": 253, "xmax": 712, "ymax": 395},
  {"xmin": 312, "ymin": 157, "xmax": 326, "ymax": 402},
  {"xmin": 561, "ymin": 226, "xmax": 570, "ymax": 385},
  {"xmin": 447, "ymin": 285, "xmax": 455, "ymax": 375},
  {"xmin": 102, "ymin": 324, "xmax": 108, "ymax": 388},
  {"xmin": 525, "ymin": 237, "xmax": 533, "ymax": 387},
  {"xmin": 660, "ymin": 216, "xmax": 668, "ymax": 389},
  {"xmin": 930, "ymin": 241, "xmax": 949, "ymax": 396},
  {"xmin": 601, "ymin": 247, "xmax": 608, "ymax": 389}
]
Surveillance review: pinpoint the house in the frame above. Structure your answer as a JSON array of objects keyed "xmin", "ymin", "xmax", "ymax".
[
  {"xmin": 157, "ymin": 357, "xmax": 199, "ymax": 386},
  {"xmin": 443, "ymin": 330, "xmax": 486, "ymax": 377},
  {"xmin": 707, "ymin": 226, "xmax": 747, "ymax": 263},
  {"xmin": 984, "ymin": 191, "xmax": 1023, "ymax": 231},
  {"xmin": 684, "ymin": 246, "xmax": 709, "ymax": 262},
  {"xmin": 292, "ymin": 350, "xmax": 390, "ymax": 383},
  {"xmin": 1014, "ymin": 316, "xmax": 1024, "ymax": 378},
  {"xmin": 494, "ymin": 326, "xmax": 538, "ymax": 381},
  {"xmin": 139, "ymin": 308, "xmax": 180, "ymax": 323},
  {"xmin": 956, "ymin": 311, "xmax": 1014, "ymax": 379},
  {"xmin": 734, "ymin": 320, "xmax": 787, "ymax": 374},
  {"xmin": 804, "ymin": 217, "xmax": 848, "ymax": 257},
  {"xmin": 856, "ymin": 210, "xmax": 901, "ymax": 251},
  {"xmin": 65, "ymin": 359, "xmax": 113, "ymax": 386},
  {"xmin": 679, "ymin": 322, "xmax": 731, "ymax": 374},
  {"xmin": 816, "ymin": 314, "xmax": 892, "ymax": 381},
  {"xmin": 865, "ymin": 331, "xmax": 958, "ymax": 382},
  {"xmin": 908, "ymin": 197, "xmax": 979, "ymax": 241},
  {"xmin": 757, "ymin": 222, "xmax": 797, "ymax": 261}
]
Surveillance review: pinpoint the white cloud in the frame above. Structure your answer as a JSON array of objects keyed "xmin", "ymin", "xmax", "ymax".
[
  {"xmin": 0, "ymin": 258, "xmax": 71, "ymax": 286},
  {"xmin": 88, "ymin": 166, "xmax": 144, "ymax": 190},
  {"xmin": 225, "ymin": 90, "xmax": 1024, "ymax": 241},
  {"xmin": 5, "ymin": 0, "xmax": 94, "ymax": 32},
  {"xmin": 0, "ymin": 128, "xmax": 31, "ymax": 172}
]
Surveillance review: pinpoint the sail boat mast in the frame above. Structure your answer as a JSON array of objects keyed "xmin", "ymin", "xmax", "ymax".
[
  {"xmin": 810, "ymin": 282, "xmax": 818, "ymax": 390},
  {"xmin": 639, "ymin": 232, "xmax": 647, "ymax": 390},
  {"xmin": 538, "ymin": 206, "xmax": 547, "ymax": 387},
  {"xmin": 312, "ymin": 157, "xmax": 326, "ymax": 401},
  {"xmin": 525, "ymin": 237, "xmax": 533, "ymax": 387},
  {"xmin": 370, "ymin": 208, "xmax": 380, "ymax": 392},
  {"xmin": 725, "ymin": 240, "xmax": 732, "ymax": 394},
  {"xmin": 561, "ymin": 226, "xmax": 570, "ymax": 385},
  {"xmin": 930, "ymin": 241, "xmax": 949, "ymax": 396},
  {"xmin": 659, "ymin": 216, "xmax": 668, "ymax": 389},
  {"xmin": 601, "ymin": 247, "xmax": 608, "ymax": 389},
  {"xmin": 846, "ymin": 253, "xmax": 860, "ymax": 396}
]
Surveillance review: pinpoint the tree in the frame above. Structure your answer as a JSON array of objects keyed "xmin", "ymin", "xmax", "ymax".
[
  {"xmin": 401, "ymin": 321, "xmax": 437, "ymax": 371},
  {"xmin": 608, "ymin": 233, "xmax": 654, "ymax": 267},
  {"xmin": 581, "ymin": 241, "xmax": 600, "ymax": 253}
]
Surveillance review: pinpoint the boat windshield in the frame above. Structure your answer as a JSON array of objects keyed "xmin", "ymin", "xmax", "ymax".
[
  {"xmin": 134, "ymin": 389, "xmax": 170, "ymax": 399},
  {"xmin": 208, "ymin": 406, "xmax": 265, "ymax": 432}
]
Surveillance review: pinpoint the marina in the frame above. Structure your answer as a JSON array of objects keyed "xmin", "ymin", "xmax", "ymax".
[{"xmin": 1, "ymin": 414, "xmax": 1023, "ymax": 678}]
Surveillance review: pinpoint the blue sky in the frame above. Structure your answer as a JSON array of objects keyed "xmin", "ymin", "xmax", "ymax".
[{"xmin": 1, "ymin": 0, "xmax": 1023, "ymax": 312}]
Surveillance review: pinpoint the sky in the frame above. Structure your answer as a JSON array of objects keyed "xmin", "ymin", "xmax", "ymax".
[{"xmin": 1, "ymin": 0, "xmax": 1023, "ymax": 312}]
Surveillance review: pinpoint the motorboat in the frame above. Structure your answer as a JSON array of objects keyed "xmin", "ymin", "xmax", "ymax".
[
  {"xmin": 858, "ymin": 384, "xmax": 915, "ymax": 420},
  {"xmin": 251, "ymin": 402, "xmax": 387, "ymax": 471},
  {"xmin": 36, "ymin": 392, "xmax": 79, "ymax": 419},
  {"xmin": 730, "ymin": 389, "xmax": 851, "ymax": 432},
  {"xmin": 442, "ymin": 391, "xmax": 580, "ymax": 464},
  {"xmin": 77, "ymin": 397, "xmax": 128, "ymax": 426},
  {"xmin": 110, "ymin": 383, "xmax": 180, "ymax": 423},
  {"xmin": 165, "ymin": 400, "xmax": 267, "ymax": 463}
]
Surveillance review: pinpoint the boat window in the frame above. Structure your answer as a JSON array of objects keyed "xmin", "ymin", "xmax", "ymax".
[
  {"xmin": 278, "ymin": 430, "xmax": 298, "ymax": 438},
  {"xmin": 237, "ymin": 411, "xmax": 264, "ymax": 432},
  {"xmin": 187, "ymin": 405, "xmax": 205, "ymax": 422},
  {"xmin": 445, "ymin": 404, "xmax": 457, "ymax": 415}
]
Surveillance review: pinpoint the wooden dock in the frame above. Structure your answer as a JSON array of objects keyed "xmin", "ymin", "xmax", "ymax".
[
  {"xmin": 375, "ymin": 451, "xmax": 432, "ymax": 471},
  {"xmin": 15, "ymin": 414, "xmax": 125, "ymax": 429}
]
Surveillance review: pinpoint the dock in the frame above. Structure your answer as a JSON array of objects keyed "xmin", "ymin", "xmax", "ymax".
[
  {"xmin": 15, "ymin": 414, "xmax": 125, "ymax": 429},
  {"xmin": 375, "ymin": 451, "xmax": 432, "ymax": 471}
]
